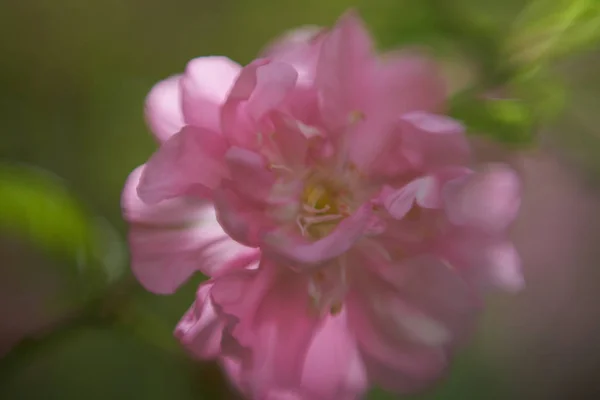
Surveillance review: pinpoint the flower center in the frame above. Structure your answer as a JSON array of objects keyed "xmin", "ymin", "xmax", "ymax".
[{"xmin": 296, "ymin": 177, "xmax": 351, "ymax": 240}]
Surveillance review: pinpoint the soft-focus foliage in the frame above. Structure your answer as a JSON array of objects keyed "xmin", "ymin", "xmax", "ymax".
[{"xmin": 0, "ymin": 164, "xmax": 125, "ymax": 294}]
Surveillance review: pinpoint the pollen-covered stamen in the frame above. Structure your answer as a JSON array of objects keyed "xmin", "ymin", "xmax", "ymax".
[
  {"xmin": 302, "ymin": 203, "xmax": 330, "ymax": 214},
  {"xmin": 267, "ymin": 163, "xmax": 295, "ymax": 174},
  {"xmin": 297, "ymin": 181, "xmax": 352, "ymax": 239}
]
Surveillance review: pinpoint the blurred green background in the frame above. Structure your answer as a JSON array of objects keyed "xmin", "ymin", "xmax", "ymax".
[{"xmin": 1, "ymin": 0, "xmax": 600, "ymax": 399}]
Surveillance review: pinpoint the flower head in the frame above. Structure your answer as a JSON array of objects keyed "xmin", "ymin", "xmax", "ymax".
[{"xmin": 123, "ymin": 10, "xmax": 522, "ymax": 400}]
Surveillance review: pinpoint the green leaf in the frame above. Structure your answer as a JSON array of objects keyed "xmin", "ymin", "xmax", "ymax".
[
  {"xmin": 450, "ymin": 90, "xmax": 536, "ymax": 146},
  {"xmin": 507, "ymin": 0, "xmax": 600, "ymax": 66},
  {"xmin": 115, "ymin": 275, "xmax": 208, "ymax": 355},
  {"xmin": 0, "ymin": 328, "xmax": 205, "ymax": 400},
  {"xmin": 0, "ymin": 163, "xmax": 126, "ymax": 293}
]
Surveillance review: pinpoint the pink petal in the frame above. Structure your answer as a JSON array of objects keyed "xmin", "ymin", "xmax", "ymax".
[
  {"xmin": 220, "ymin": 356, "xmax": 247, "ymax": 394},
  {"xmin": 260, "ymin": 25, "xmax": 325, "ymax": 87},
  {"xmin": 181, "ymin": 56, "xmax": 242, "ymax": 132},
  {"xmin": 145, "ymin": 75, "xmax": 185, "ymax": 143},
  {"xmin": 439, "ymin": 233, "xmax": 523, "ymax": 292},
  {"xmin": 137, "ymin": 126, "xmax": 230, "ymax": 204},
  {"xmin": 263, "ymin": 203, "xmax": 373, "ymax": 267},
  {"xmin": 379, "ymin": 255, "xmax": 479, "ymax": 346},
  {"xmin": 346, "ymin": 289, "xmax": 447, "ymax": 393},
  {"xmin": 214, "ymin": 187, "xmax": 272, "ymax": 247},
  {"xmin": 122, "ymin": 166, "xmax": 255, "ymax": 294},
  {"xmin": 374, "ymin": 52, "xmax": 447, "ymax": 118},
  {"xmin": 175, "ymin": 282, "xmax": 225, "ymax": 358},
  {"xmin": 346, "ymin": 118, "xmax": 408, "ymax": 178},
  {"xmin": 443, "ymin": 164, "xmax": 521, "ymax": 232},
  {"xmin": 380, "ymin": 182, "xmax": 419, "ymax": 219},
  {"xmin": 122, "ymin": 165, "xmax": 200, "ymax": 226},
  {"xmin": 211, "ymin": 262, "xmax": 320, "ymax": 398},
  {"xmin": 225, "ymin": 147, "xmax": 276, "ymax": 203},
  {"xmin": 316, "ymin": 10, "xmax": 376, "ymax": 130},
  {"xmin": 399, "ymin": 112, "xmax": 470, "ymax": 172},
  {"xmin": 347, "ymin": 253, "xmax": 478, "ymax": 392},
  {"xmin": 348, "ymin": 113, "xmax": 467, "ymax": 180},
  {"xmin": 415, "ymin": 167, "xmax": 473, "ymax": 209},
  {"xmin": 221, "ymin": 60, "xmax": 299, "ymax": 148},
  {"xmin": 300, "ymin": 311, "xmax": 367, "ymax": 400},
  {"xmin": 269, "ymin": 113, "xmax": 310, "ymax": 167},
  {"xmin": 379, "ymin": 173, "xmax": 468, "ymax": 220}
]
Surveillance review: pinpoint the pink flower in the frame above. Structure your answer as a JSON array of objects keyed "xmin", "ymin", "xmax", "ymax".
[{"xmin": 123, "ymin": 10, "xmax": 522, "ymax": 400}]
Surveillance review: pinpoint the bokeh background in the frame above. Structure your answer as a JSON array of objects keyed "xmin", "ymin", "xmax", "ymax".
[{"xmin": 1, "ymin": 0, "xmax": 600, "ymax": 399}]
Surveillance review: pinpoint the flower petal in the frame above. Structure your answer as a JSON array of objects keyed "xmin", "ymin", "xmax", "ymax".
[
  {"xmin": 122, "ymin": 165, "xmax": 200, "ymax": 226},
  {"xmin": 316, "ymin": 10, "xmax": 375, "ymax": 129},
  {"xmin": 175, "ymin": 282, "xmax": 225, "ymax": 358},
  {"xmin": 260, "ymin": 26, "xmax": 325, "ymax": 87},
  {"xmin": 347, "ymin": 252, "xmax": 478, "ymax": 393},
  {"xmin": 300, "ymin": 311, "xmax": 367, "ymax": 400},
  {"xmin": 269, "ymin": 113, "xmax": 310, "ymax": 168},
  {"xmin": 214, "ymin": 187, "xmax": 272, "ymax": 247},
  {"xmin": 221, "ymin": 60, "xmax": 299, "ymax": 148},
  {"xmin": 137, "ymin": 126, "xmax": 230, "ymax": 204},
  {"xmin": 348, "ymin": 112, "xmax": 468, "ymax": 180},
  {"xmin": 380, "ymin": 255, "xmax": 479, "ymax": 345},
  {"xmin": 347, "ymin": 289, "xmax": 447, "ymax": 393},
  {"xmin": 437, "ymin": 232, "xmax": 523, "ymax": 292},
  {"xmin": 145, "ymin": 75, "xmax": 185, "ymax": 142},
  {"xmin": 375, "ymin": 52, "xmax": 447, "ymax": 117},
  {"xmin": 181, "ymin": 56, "xmax": 242, "ymax": 132},
  {"xmin": 225, "ymin": 146, "xmax": 276, "ymax": 203},
  {"xmin": 263, "ymin": 203, "xmax": 373, "ymax": 267},
  {"xmin": 211, "ymin": 261, "xmax": 320, "ymax": 398},
  {"xmin": 123, "ymin": 166, "xmax": 255, "ymax": 294},
  {"xmin": 380, "ymin": 182, "xmax": 419, "ymax": 220},
  {"xmin": 399, "ymin": 112, "xmax": 470, "ymax": 172},
  {"xmin": 443, "ymin": 164, "xmax": 520, "ymax": 232}
]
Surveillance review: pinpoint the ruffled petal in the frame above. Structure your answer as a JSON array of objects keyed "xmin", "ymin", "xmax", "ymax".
[
  {"xmin": 213, "ymin": 187, "xmax": 273, "ymax": 247},
  {"xmin": 347, "ymin": 252, "xmax": 478, "ymax": 393},
  {"xmin": 347, "ymin": 289, "xmax": 447, "ymax": 393},
  {"xmin": 443, "ymin": 164, "xmax": 520, "ymax": 232},
  {"xmin": 211, "ymin": 261, "xmax": 320, "ymax": 399},
  {"xmin": 175, "ymin": 282, "xmax": 225, "ymax": 358},
  {"xmin": 181, "ymin": 56, "xmax": 242, "ymax": 132},
  {"xmin": 436, "ymin": 231, "xmax": 523, "ymax": 292},
  {"xmin": 299, "ymin": 311, "xmax": 367, "ymax": 400},
  {"xmin": 123, "ymin": 166, "xmax": 254, "ymax": 294},
  {"xmin": 399, "ymin": 112, "xmax": 470, "ymax": 172},
  {"xmin": 137, "ymin": 126, "xmax": 230, "ymax": 204},
  {"xmin": 221, "ymin": 59, "xmax": 299, "ymax": 148},
  {"xmin": 316, "ymin": 10, "xmax": 376, "ymax": 130},
  {"xmin": 225, "ymin": 146, "xmax": 276, "ymax": 203},
  {"xmin": 144, "ymin": 75, "xmax": 185, "ymax": 142},
  {"xmin": 374, "ymin": 52, "xmax": 447, "ymax": 118},
  {"xmin": 263, "ymin": 203, "xmax": 373, "ymax": 267},
  {"xmin": 260, "ymin": 26, "xmax": 325, "ymax": 87}
]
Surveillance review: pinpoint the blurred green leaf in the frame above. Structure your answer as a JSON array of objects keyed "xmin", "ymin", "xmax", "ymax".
[
  {"xmin": 512, "ymin": 68, "xmax": 567, "ymax": 122},
  {"xmin": 0, "ymin": 328, "xmax": 203, "ymax": 400},
  {"xmin": 450, "ymin": 90, "xmax": 536, "ymax": 146},
  {"xmin": 0, "ymin": 163, "xmax": 125, "ymax": 294},
  {"xmin": 507, "ymin": 0, "xmax": 600, "ymax": 67},
  {"xmin": 115, "ymin": 276, "xmax": 207, "ymax": 355}
]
